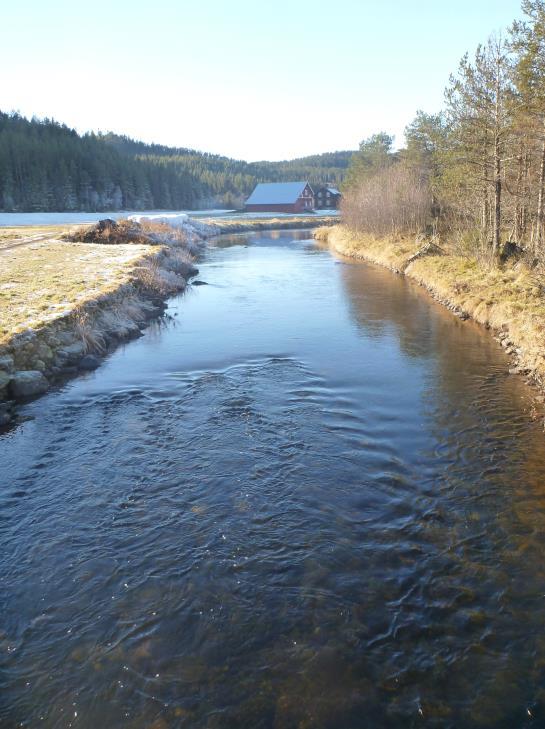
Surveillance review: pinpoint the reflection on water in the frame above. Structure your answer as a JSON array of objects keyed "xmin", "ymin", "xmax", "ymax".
[{"xmin": 1, "ymin": 231, "xmax": 545, "ymax": 728}]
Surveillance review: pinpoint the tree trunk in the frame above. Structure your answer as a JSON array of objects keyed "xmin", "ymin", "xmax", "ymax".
[
  {"xmin": 493, "ymin": 63, "xmax": 502, "ymax": 257},
  {"xmin": 493, "ymin": 140, "xmax": 501, "ymax": 255},
  {"xmin": 515, "ymin": 152, "xmax": 523, "ymax": 243},
  {"xmin": 536, "ymin": 117, "xmax": 545, "ymax": 253}
]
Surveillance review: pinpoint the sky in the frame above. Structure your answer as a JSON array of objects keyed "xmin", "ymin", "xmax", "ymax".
[{"xmin": 0, "ymin": 0, "xmax": 525, "ymax": 161}]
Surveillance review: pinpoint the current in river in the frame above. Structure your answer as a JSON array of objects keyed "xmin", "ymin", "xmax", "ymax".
[{"xmin": 2, "ymin": 230, "xmax": 545, "ymax": 728}]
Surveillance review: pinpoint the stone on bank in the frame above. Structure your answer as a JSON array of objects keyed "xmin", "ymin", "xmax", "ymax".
[{"xmin": 9, "ymin": 371, "xmax": 50, "ymax": 401}]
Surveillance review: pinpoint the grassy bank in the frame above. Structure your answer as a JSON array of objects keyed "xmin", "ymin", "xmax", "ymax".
[
  {"xmin": 199, "ymin": 215, "xmax": 337, "ymax": 235},
  {"xmin": 0, "ymin": 223, "xmax": 198, "ymax": 425},
  {"xmin": 317, "ymin": 225, "xmax": 545, "ymax": 390},
  {"xmin": 0, "ymin": 235, "xmax": 156, "ymax": 343}
]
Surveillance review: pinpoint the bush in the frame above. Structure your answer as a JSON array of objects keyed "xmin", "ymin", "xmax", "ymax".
[{"xmin": 342, "ymin": 165, "xmax": 432, "ymax": 238}]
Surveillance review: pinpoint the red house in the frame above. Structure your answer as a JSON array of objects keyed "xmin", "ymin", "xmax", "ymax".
[{"xmin": 245, "ymin": 181, "xmax": 315, "ymax": 213}]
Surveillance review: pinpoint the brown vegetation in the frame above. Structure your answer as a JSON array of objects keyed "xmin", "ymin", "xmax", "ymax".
[
  {"xmin": 319, "ymin": 225, "xmax": 545, "ymax": 390},
  {"xmin": 341, "ymin": 166, "xmax": 432, "ymax": 238},
  {"xmin": 69, "ymin": 218, "xmax": 190, "ymax": 247}
]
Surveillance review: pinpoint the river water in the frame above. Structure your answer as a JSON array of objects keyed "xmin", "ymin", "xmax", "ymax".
[{"xmin": 2, "ymin": 230, "xmax": 545, "ymax": 728}]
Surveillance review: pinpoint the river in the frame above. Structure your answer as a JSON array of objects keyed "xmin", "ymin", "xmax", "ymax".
[{"xmin": 1, "ymin": 230, "xmax": 545, "ymax": 728}]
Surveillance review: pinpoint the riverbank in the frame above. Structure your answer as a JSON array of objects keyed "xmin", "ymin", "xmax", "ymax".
[
  {"xmin": 199, "ymin": 215, "xmax": 337, "ymax": 235},
  {"xmin": 316, "ymin": 225, "xmax": 545, "ymax": 397},
  {"xmin": 0, "ymin": 215, "xmax": 332, "ymax": 427},
  {"xmin": 0, "ymin": 223, "xmax": 199, "ymax": 426}
]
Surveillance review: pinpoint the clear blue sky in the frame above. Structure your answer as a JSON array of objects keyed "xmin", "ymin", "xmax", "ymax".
[{"xmin": 0, "ymin": 0, "xmax": 524, "ymax": 161}]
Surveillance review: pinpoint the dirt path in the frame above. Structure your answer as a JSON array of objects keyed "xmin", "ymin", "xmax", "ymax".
[{"xmin": 0, "ymin": 234, "xmax": 59, "ymax": 253}]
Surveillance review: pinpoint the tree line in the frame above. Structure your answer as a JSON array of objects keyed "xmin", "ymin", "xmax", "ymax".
[
  {"xmin": 0, "ymin": 112, "xmax": 353, "ymax": 212},
  {"xmin": 343, "ymin": 0, "xmax": 545, "ymax": 262}
]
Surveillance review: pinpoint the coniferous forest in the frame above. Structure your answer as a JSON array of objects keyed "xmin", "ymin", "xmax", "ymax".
[{"xmin": 0, "ymin": 112, "xmax": 353, "ymax": 212}]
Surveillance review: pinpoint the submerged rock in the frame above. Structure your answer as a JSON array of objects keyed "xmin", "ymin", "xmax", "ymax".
[
  {"xmin": 0, "ymin": 401, "xmax": 13, "ymax": 426},
  {"xmin": 10, "ymin": 371, "xmax": 49, "ymax": 400},
  {"xmin": 79, "ymin": 355, "xmax": 100, "ymax": 371}
]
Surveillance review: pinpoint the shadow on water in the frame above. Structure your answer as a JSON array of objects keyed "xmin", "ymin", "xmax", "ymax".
[{"xmin": 2, "ymin": 231, "xmax": 545, "ymax": 728}]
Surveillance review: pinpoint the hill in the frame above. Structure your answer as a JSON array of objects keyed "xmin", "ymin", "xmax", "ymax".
[{"xmin": 0, "ymin": 112, "xmax": 353, "ymax": 212}]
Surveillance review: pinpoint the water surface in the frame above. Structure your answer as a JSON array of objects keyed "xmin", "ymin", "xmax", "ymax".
[{"xmin": 2, "ymin": 230, "xmax": 545, "ymax": 728}]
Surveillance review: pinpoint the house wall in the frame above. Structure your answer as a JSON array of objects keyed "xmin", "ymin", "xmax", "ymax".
[{"xmin": 315, "ymin": 189, "xmax": 341, "ymax": 209}]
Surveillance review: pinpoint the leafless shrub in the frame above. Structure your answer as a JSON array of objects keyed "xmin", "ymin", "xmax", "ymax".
[
  {"xmin": 139, "ymin": 220, "xmax": 189, "ymax": 247},
  {"xmin": 159, "ymin": 247, "xmax": 198, "ymax": 279},
  {"xmin": 72, "ymin": 308, "xmax": 107, "ymax": 353},
  {"xmin": 132, "ymin": 258, "xmax": 187, "ymax": 296},
  {"xmin": 342, "ymin": 165, "xmax": 432, "ymax": 238}
]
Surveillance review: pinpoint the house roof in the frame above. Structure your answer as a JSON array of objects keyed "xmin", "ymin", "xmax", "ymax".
[
  {"xmin": 327, "ymin": 187, "xmax": 341, "ymax": 196},
  {"xmin": 246, "ymin": 181, "xmax": 311, "ymax": 205}
]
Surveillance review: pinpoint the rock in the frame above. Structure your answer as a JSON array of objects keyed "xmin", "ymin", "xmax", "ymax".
[
  {"xmin": 60, "ymin": 366, "xmax": 78, "ymax": 376},
  {"xmin": 0, "ymin": 355, "xmax": 14, "ymax": 372},
  {"xmin": 10, "ymin": 371, "xmax": 49, "ymax": 400},
  {"xmin": 192, "ymin": 280, "xmax": 209, "ymax": 286},
  {"xmin": 0, "ymin": 371, "xmax": 12, "ymax": 392},
  {"xmin": 509, "ymin": 366, "xmax": 531, "ymax": 375},
  {"xmin": 79, "ymin": 355, "xmax": 100, "ymax": 371},
  {"xmin": 0, "ymin": 401, "xmax": 13, "ymax": 426},
  {"xmin": 0, "ymin": 400, "xmax": 13, "ymax": 418},
  {"xmin": 35, "ymin": 343, "xmax": 54, "ymax": 363},
  {"xmin": 57, "ymin": 341, "xmax": 86, "ymax": 364},
  {"xmin": 56, "ymin": 331, "xmax": 77, "ymax": 346}
]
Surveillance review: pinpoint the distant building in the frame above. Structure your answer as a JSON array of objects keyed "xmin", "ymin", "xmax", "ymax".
[
  {"xmin": 314, "ymin": 186, "xmax": 342, "ymax": 210},
  {"xmin": 245, "ymin": 181, "xmax": 315, "ymax": 213}
]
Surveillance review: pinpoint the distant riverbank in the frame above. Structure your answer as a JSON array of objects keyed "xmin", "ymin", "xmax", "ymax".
[
  {"xmin": 200, "ymin": 215, "xmax": 337, "ymax": 235},
  {"xmin": 316, "ymin": 225, "xmax": 545, "ymax": 403},
  {"xmin": 0, "ymin": 209, "xmax": 339, "ymax": 229}
]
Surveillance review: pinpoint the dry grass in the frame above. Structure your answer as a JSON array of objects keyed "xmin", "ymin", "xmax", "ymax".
[
  {"xmin": 0, "ymin": 225, "xmax": 73, "ymax": 251},
  {"xmin": 408, "ymin": 255, "xmax": 545, "ymax": 376},
  {"xmin": 0, "ymin": 228, "xmax": 156, "ymax": 345},
  {"xmin": 319, "ymin": 225, "xmax": 422, "ymax": 272},
  {"xmin": 69, "ymin": 218, "xmax": 192, "ymax": 248},
  {"xmin": 320, "ymin": 224, "xmax": 545, "ymax": 382},
  {"xmin": 201, "ymin": 216, "xmax": 337, "ymax": 234}
]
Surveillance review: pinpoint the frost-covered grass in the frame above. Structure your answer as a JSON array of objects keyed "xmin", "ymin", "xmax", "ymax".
[
  {"xmin": 0, "ymin": 228, "xmax": 156, "ymax": 344},
  {"xmin": 0, "ymin": 225, "xmax": 70, "ymax": 251}
]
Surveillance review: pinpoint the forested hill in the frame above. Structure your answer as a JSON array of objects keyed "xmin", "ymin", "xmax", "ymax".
[{"xmin": 0, "ymin": 112, "xmax": 354, "ymax": 212}]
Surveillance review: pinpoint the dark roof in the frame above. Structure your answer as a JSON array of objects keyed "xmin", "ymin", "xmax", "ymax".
[{"xmin": 246, "ymin": 181, "xmax": 311, "ymax": 205}]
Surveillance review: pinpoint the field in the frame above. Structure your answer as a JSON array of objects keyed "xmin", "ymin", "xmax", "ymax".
[{"xmin": 0, "ymin": 226, "xmax": 155, "ymax": 345}]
